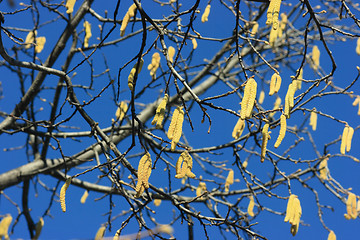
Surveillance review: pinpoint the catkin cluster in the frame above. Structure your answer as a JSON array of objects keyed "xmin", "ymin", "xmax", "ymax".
[
  {"xmin": 83, "ymin": 21, "xmax": 92, "ymax": 48},
  {"xmin": 224, "ymin": 169, "xmax": 234, "ymax": 193},
  {"xmin": 269, "ymin": 73, "xmax": 282, "ymax": 96},
  {"xmin": 274, "ymin": 114, "xmax": 286, "ymax": 148},
  {"xmin": 167, "ymin": 106, "xmax": 184, "ymax": 151},
  {"xmin": 340, "ymin": 125, "xmax": 354, "ymax": 155},
  {"xmin": 247, "ymin": 196, "xmax": 255, "ymax": 217},
  {"xmin": 232, "ymin": 118, "xmax": 245, "ymax": 139},
  {"xmin": 128, "ymin": 58, "xmax": 144, "ymax": 91},
  {"xmin": 147, "ymin": 52, "xmax": 161, "ymax": 77},
  {"xmin": 201, "ymin": 4, "xmax": 211, "ymax": 23},
  {"xmin": 151, "ymin": 94, "xmax": 168, "ymax": 129},
  {"xmin": 309, "ymin": 109, "xmax": 317, "ymax": 131},
  {"xmin": 175, "ymin": 151, "xmax": 196, "ymax": 179},
  {"xmin": 240, "ymin": 77, "xmax": 257, "ymax": 119},
  {"xmin": 344, "ymin": 192, "xmax": 357, "ymax": 219},
  {"xmin": 65, "ymin": 0, "xmax": 76, "ymax": 14},
  {"xmin": 312, "ymin": 45, "xmax": 320, "ymax": 70},
  {"xmin": 120, "ymin": 3, "xmax": 137, "ymax": 37},
  {"xmin": 266, "ymin": 0, "xmax": 282, "ymax": 30},
  {"xmin": 284, "ymin": 194, "xmax": 302, "ymax": 236},
  {"xmin": 60, "ymin": 178, "xmax": 72, "ymax": 212},
  {"xmin": 0, "ymin": 214, "xmax": 12, "ymax": 240},
  {"xmin": 135, "ymin": 152, "xmax": 152, "ymax": 198},
  {"xmin": 115, "ymin": 101, "xmax": 128, "ymax": 121},
  {"xmin": 261, "ymin": 123, "xmax": 270, "ymax": 162}
]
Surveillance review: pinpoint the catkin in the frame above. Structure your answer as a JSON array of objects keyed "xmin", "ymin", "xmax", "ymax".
[
  {"xmin": 60, "ymin": 178, "xmax": 71, "ymax": 212},
  {"xmin": 284, "ymin": 194, "xmax": 296, "ymax": 223},
  {"xmin": 154, "ymin": 199, "xmax": 162, "ymax": 207},
  {"xmin": 258, "ymin": 90, "xmax": 265, "ymax": 104},
  {"xmin": 261, "ymin": 123, "xmax": 270, "ymax": 162},
  {"xmin": 284, "ymin": 194, "xmax": 302, "ymax": 236},
  {"xmin": 340, "ymin": 125, "xmax": 353, "ymax": 154},
  {"xmin": 356, "ymin": 38, "xmax": 360, "ymax": 55},
  {"xmin": 175, "ymin": 151, "xmax": 195, "ymax": 179},
  {"xmin": 269, "ymin": 97, "xmax": 281, "ymax": 118},
  {"xmin": 284, "ymin": 82, "xmax": 296, "ymax": 118},
  {"xmin": 33, "ymin": 217, "xmax": 44, "ymax": 240},
  {"xmin": 168, "ymin": 46, "xmax": 175, "ymax": 63},
  {"xmin": 327, "ymin": 230, "xmax": 336, "ymax": 240},
  {"xmin": 224, "ymin": 169, "xmax": 234, "ymax": 193},
  {"xmin": 120, "ymin": 3, "xmax": 137, "ymax": 36},
  {"xmin": 128, "ymin": 58, "xmax": 144, "ymax": 91},
  {"xmin": 250, "ymin": 22, "xmax": 259, "ymax": 37},
  {"xmin": 232, "ymin": 118, "xmax": 245, "ymax": 139},
  {"xmin": 196, "ymin": 182, "xmax": 207, "ymax": 198},
  {"xmin": 201, "ymin": 4, "xmax": 211, "ymax": 23},
  {"xmin": 319, "ymin": 157, "xmax": 329, "ymax": 180},
  {"xmin": 269, "ymin": 73, "xmax": 281, "ymax": 96},
  {"xmin": 352, "ymin": 96, "xmax": 360, "ymax": 107},
  {"xmin": 346, "ymin": 126, "xmax": 354, "ymax": 153},
  {"xmin": 94, "ymin": 225, "xmax": 106, "ymax": 240},
  {"xmin": 312, "ymin": 45, "xmax": 320, "ymax": 70},
  {"xmin": 35, "ymin": 37, "xmax": 46, "ymax": 53},
  {"xmin": 266, "ymin": 0, "xmax": 277, "ymax": 25},
  {"xmin": 147, "ymin": 52, "xmax": 161, "ymax": 77},
  {"xmin": 65, "ymin": 0, "xmax": 76, "ymax": 14},
  {"xmin": 295, "ymin": 68, "xmax": 303, "ymax": 90},
  {"xmin": 80, "ymin": 190, "xmax": 89, "ymax": 204},
  {"xmin": 191, "ymin": 38, "xmax": 198, "ymax": 49},
  {"xmin": 25, "ymin": 30, "xmax": 37, "ymax": 49},
  {"xmin": 269, "ymin": 26, "xmax": 278, "ymax": 48},
  {"xmin": 240, "ymin": 78, "xmax": 257, "ymax": 119},
  {"xmin": 151, "ymin": 94, "xmax": 168, "ymax": 129},
  {"xmin": 83, "ymin": 21, "xmax": 92, "ymax": 48},
  {"xmin": 247, "ymin": 196, "xmax": 255, "ymax": 217},
  {"xmin": 278, "ymin": 13, "xmax": 287, "ymax": 38},
  {"xmin": 135, "ymin": 152, "xmax": 152, "ymax": 198},
  {"xmin": 274, "ymin": 114, "xmax": 286, "ymax": 148},
  {"xmin": 0, "ymin": 214, "xmax": 12, "ymax": 239},
  {"xmin": 309, "ymin": 109, "xmax": 317, "ymax": 131},
  {"xmin": 345, "ymin": 192, "xmax": 357, "ymax": 219},
  {"xmin": 167, "ymin": 106, "xmax": 184, "ymax": 151},
  {"xmin": 115, "ymin": 101, "xmax": 128, "ymax": 121}
]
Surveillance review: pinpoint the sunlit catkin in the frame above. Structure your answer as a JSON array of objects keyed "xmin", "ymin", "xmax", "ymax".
[
  {"xmin": 328, "ymin": 230, "xmax": 336, "ymax": 240},
  {"xmin": 154, "ymin": 199, "xmax": 162, "ymax": 207},
  {"xmin": 168, "ymin": 46, "xmax": 175, "ymax": 63},
  {"xmin": 319, "ymin": 157, "xmax": 329, "ymax": 180},
  {"xmin": 167, "ymin": 106, "xmax": 184, "ymax": 151},
  {"xmin": 80, "ymin": 190, "xmax": 89, "ymax": 204},
  {"xmin": 232, "ymin": 118, "xmax": 245, "ymax": 139},
  {"xmin": 65, "ymin": 0, "xmax": 76, "ymax": 14},
  {"xmin": 151, "ymin": 94, "xmax": 168, "ymax": 129},
  {"xmin": 83, "ymin": 21, "xmax": 92, "ymax": 48},
  {"xmin": 94, "ymin": 225, "xmax": 106, "ymax": 240},
  {"xmin": 274, "ymin": 114, "xmax": 286, "ymax": 148},
  {"xmin": 196, "ymin": 182, "xmax": 207, "ymax": 198},
  {"xmin": 35, "ymin": 37, "xmax": 46, "ymax": 53},
  {"xmin": 345, "ymin": 192, "xmax": 357, "ymax": 219},
  {"xmin": 340, "ymin": 125, "xmax": 353, "ymax": 154},
  {"xmin": 201, "ymin": 4, "xmax": 211, "ymax": 23},
  {"xmin": 128, "ymin": 58, "xmax": 144, "ymax": 91},
  {"xmin": 250, "ymin": 22, "xmax": 259, "ymax": 37},
  {"xmin": 284, "ymin": 82, "xmax": 296, "ymax": 118},
  {"xmin": 224, "ymin": 169, "xmax": 234, "ymax": 193},
  {"xmin": 284, "ymin": 194, "xmax": 302, "ymax": 236},
  {"xmin": 278, "ymin": 13, "xmax": 287, "ymax": 38},
  {"xmin": 295, "ymin": 68, "xmax": 303, "ymax": 90},
  {"xmin": 240, "ymin": 77, "xmax": 257, "ymax": 119},
  {"xmin": 33, "ymin": 217, "xmax": 44, "ymax": 240},
  {"xmin": 309, "ymin": 109, "xmax": 317, "ymax": 131},
  {"xmin": 269, "ymin": 97, "xmax": 281, "ymax": 118},
  {"xmin": 356, "ymin": 38, "xmax": 360, "ymax": 55},
  {"xmin": 269, "ymin": 26, "xmax": 278, "ymax": 48},
  {"xmin": 312, "ymin": 45, "xmax": 320, "ymax": 70},
  {"xmin": 120, "ymin": 3, "xmax": 137, "ymax": 36},
  {"xmin": 346, "ymin": 126, "xmax": 354, "ymax": 153},
  {"xmin": 258, "ymin": 90, "xmax": 265, "ymax": 104},
  {"xmin": 269, "ymin": 73, "xmax": 281, "ymax": 96},
  {"xmin": 175, "ymin": 151, "xmax": 195, "ymax": 179},
  {"xmin": 247, "ymin": 196, "xmax": 255, "ymax": 217},
  {"xmin": 191, "ymin": 38, "xmax": 198, "ymax": 49},
  {"xmin": 135, "ymin": 152, "xmax": 152, "ymax": 198},
  {"xmin": 0, "ymin": 214, "xmax": 12, "ymax": 239},
  {"xmin": 25, "ymin": 30, "xmax": 37, "ymax": 49},
  {"xmin": 147, "ymin": 52, "xmax": 161, "ymax": 77},
  {"xmin": 266, "ymin": 0, "xmax": 276, "ymax": 26},
  {"xmin": 115, "ymin": 101, "xmax": 128, "ymax": 121},
  {"xmin": 60, "ymin": 178, "xmax": 71, "ymax": 212},
  {"xmin": 261, "ymin": 123, "xmax": 270, "ymax": 162}
]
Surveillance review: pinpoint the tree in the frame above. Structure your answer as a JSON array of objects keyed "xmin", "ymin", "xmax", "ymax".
[{"xmin": 0, "ymin": 0, "xmax": 360, "ymax": 239}]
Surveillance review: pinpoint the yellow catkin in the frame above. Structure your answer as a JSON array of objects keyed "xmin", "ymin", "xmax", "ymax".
[
  {"xmin": 346, "ymin": 126, "xmax": 354, "ymax": 153},
  {"xmin": 65, "ymin": 0, "xmax": 76, "ymax": 14},
  {"xmin": 135, "ymin": 152, "xmax": 152, "ymax": 198},
  {"xmin": 94, "ymin": 225, "xmax": 106, "ymax": 240},
  {"xmin": 284, "ymin": 194, "xmax": 296, "ymax": 223},
  {"xmin": 278, "ymin": 13, "xmax": 287, "ymax": 38},
  {"xmin": 274, "ymin": 114, "xmax": 286, "ymax": 148},
  {"xmin": 269, "ymin": 26, "xmax": 278, "ymax": 48},
  {"xmin": 120, "ymin": 3, "xmax": 137, "ymax": 36},
  {"xmin": 289, "ymin": 197, "xmax": 302, "ymax": 236},
  {"xmin": 25, "ymin": 30, "xmax": 37, "ymax": 49},
  {"xmin": 0, "ymin": 214, "xmax": 12, "ymax": 239},
  {"xmin": 250, "ymin": 22, "xmax": 259, "ymax": 37},
  {"xmin": 80, "ymin": 190, "xmax": 89, "ymax": 204},
  {"xmin": 266, "ymin": 0, "xmax": 277, "ymax": 26},
  {"xmin": 33, "ymin": 217, "xmax": 44, "ymax": 240},
  {"xmin": 269, "ymin": 73, "xmax": 281, "ymax": 95},
  {"xmin": 151, "ymin": 94, "xmax": 168, "ymax": 129},
  {"xmin": 247, "ymin": 196, "xmax": 255, "ymax": 217},
  {"xmin": 312, "ymin": 45, "xmax": 320, "ymax": 70},
  {"xmin": 319, "ymin": 157, "xmax": 329, "ymax": 180},
  {"xmin": 340, "ymin": 125, "xmax": 349, "ymax": 155},
  {"xmin": 345, "ymin": 192, "xmax": 357, "ymax": 219},
  {"xmin": 261, "ymin": 123, "xmax": 270, "ymax": 162},
  {"xmin": 191, "ymin": 38, "xmax": 198, "ymax": 50},
  {"xmin": 240, "ymin": 77, "xmax": 257, "ymax": 119},
  {"xmin": 269, "ymin": 97, "xmax": 281, "ymax": 118},
  {"xmin": 84, "ymin": 21, "xmax": 92, "ymax": 48},
  {"xmin": 128, "ymin": 58, "xmax": 144, "ymax": 91},
  {"xmin": 352, "ymin": 96, "xmax": 360, "ymax": 106},
  {"xmin": 224, "ymin": 169, "xmax": 234, "ymax": 193},
  {"xmin": 271, "ymin": 0, "xmax": 282, "ymax": 30},
  {"xmin": 147, "ymin": 52, "xmax": 161, "ymax": 77},
  {"xmin": 309, "ymin": 109, "xmax": 317, "ymax": 131},
  {"xmin": 295, "ymin": 68, "xmax": 303, "ymax": 90},
  {"xmin": 196, "ymin": 182, "xmax": 207, "ymax": 197},
  {"xmin": 168, "ymin": 46, "xmax": 175, "ymax": 63},
  {"xmin": 201, "ymin": 4, "xmax": 211, "ymax": 23},
  {"xmin": 154, "ymin": 199, "xmax": 162, "ymax": 207},
  {"xmin": 167, "ymin": 107, "xmax": 184, "ymax": 151},
  {"xmin": 356, "ymin": 38, "xmax": 360, "ymax": 55},
  {"xmin": 258, "ymin": 90, "xmax": 265, "ymax": 104},
  {"xmin": 328, "ymin": 230, "xmax": 336, "ymax": 240},
  {"xmin": 35, "ymin": 37, "xmax": 46, "ymax": 53},
  {"xmin": 232, "ymin": 118, "xmax": 245, "ymax": 139},
  {"xmin": 175, "ymin": 151, "xmax": 195, "ymax": 179},
  {"xmin": 284, "ymin": 82, "xmax": 296, "ymax": 118},
  {"xmin": 60, "ymin": 178, "xmax": 71, "ymax": 212},
  {"xmin": 115, "ymin": 101, "xmax": 128, "ymax": 121}
]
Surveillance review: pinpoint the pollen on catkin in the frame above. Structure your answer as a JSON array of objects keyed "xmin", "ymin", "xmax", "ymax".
[
  {"xmin": 135, "ymin": 152, "xmax": 152, "ymax": 198},
  {"xmin": 312, "ymin": 45, "xmax": 320, "ymax": 70},
  {"xmin": 201, "ymin": 4, "xmax": 211, "ymax": 23},
  {"xmin": 120, "ymin": 3, "xmax": 137, "ymax": 36},
  {"xmin": 83, "ymin": 21, "xmax": 92, "ymax": 48},
  {"xmin": 167, "ymin": 106, "xmax": 185, "ymax": 151},
  {"xmin": 224, "ymin": 169, "xmax": 234, "ymax": 193},
  {"xmin": 0, "ymin": 214, "xmax": 12, "ymax": 239},
  {"xmin": 269, "ymin": 73, "xmax": 282, "ymax": 96},
  {"xmin": 232, "ymin": 118, "xmax": 245, "ymax": 139},
  {"xmin": 261, "ymin": 123, "xmax": 270, "ymax": 162},
  {"xmin": 240, "ymin": 77, "xmax": 257, "ymax": 119},
  {"xmin": 344, "ymin": 192, "xmax": 357, "ymax": 219},
  {"xmin": 168, "ymin": 46, "xmax": 175, "ymax": 63},
  {"xmin": 247, "ymin": 196, "xmax": 255, "ymax": 217},
  {"xmin": 60, "ymin": 177, "xmax": 72, "ymax": 212},
  {"xmin": 175, "ymin": 151, "xmax": 195, "ymax": 179},
  {"xmin": 309, "ymin": 109, "xmax": 317, "ymax": 131},
  {"xmin": 147, "ymin": 52, "xmax": 161, "ymax": 77},
  {"xmin": 274, "ymin": 114, "xmax": 286, "ymax": 148},
  {"xmin": 65, "ymin": 0, "xmax": 76, "ymax": 14},
  {"xmin": 128, "ymin": 58, "xmax": 144, "ymax": 91},
  {"xmin": 35, "ymin": 37, "xmax": 46, "ymax": 53},
  {"xmin": 33, "ymin": 217, "xmax": 44, "ymax": 240},
  {"xmin": 115, "ymin": 101, "xmax": 128, "ymax": 121},
  {"xmin": 25, "ymin": 30, "xmax": 37, "ymax": 49},
  {"xmin": 151, "ymin": 94, "xmax": 168, "ymax": 129}
]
